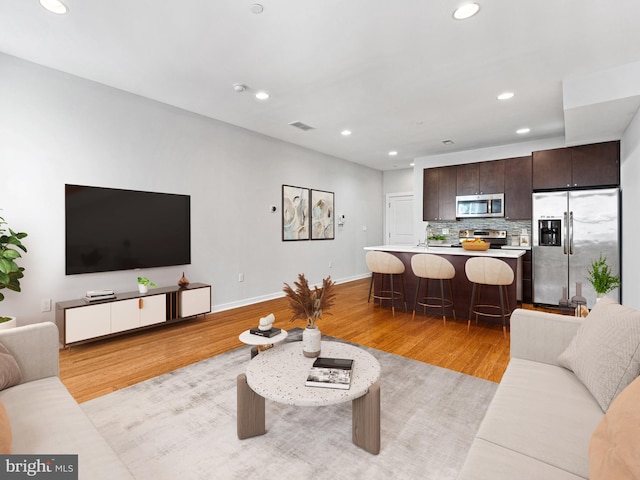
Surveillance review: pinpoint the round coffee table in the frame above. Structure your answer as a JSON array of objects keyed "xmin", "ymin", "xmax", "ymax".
[{"xmin": 237, "ymin": 340, "xmax": 381, "ymax": 454}]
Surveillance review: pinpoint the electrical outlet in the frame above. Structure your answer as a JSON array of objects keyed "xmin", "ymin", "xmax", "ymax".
[
  {"xmin": 238, "ymin": 273, "xmax": 244, "ymax": 282},
  {"xmin": 442, "ymin": 228, "xmax": 449, "ymax": 235},
  {"xmin": 41, "ymin": 298, "xmax": 52, "ymax": 313}
]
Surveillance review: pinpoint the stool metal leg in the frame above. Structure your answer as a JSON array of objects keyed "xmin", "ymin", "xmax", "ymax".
[
  {"xmin": 468, "ymin": 283, "xmax": 477, "ymax": 331},
  {"xmin": 412, "ymin": 277, "xmax": 421, "ymax": 320}
]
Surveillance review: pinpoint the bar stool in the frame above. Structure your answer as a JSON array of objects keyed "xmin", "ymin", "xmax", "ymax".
[
  {"xmin": 465, "ymin": 257, "xmax": 514, "ymax": 338},
  {"xmin": 366, "ymin": 251, "xmax": 407, "ymax": 316},
  {"xmin": 410, "ymin": 253, "xmax": 456, "ymax": 324}
]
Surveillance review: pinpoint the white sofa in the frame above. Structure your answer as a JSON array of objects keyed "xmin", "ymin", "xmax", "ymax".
[
  {"xmin": 458, "ymin": 308, "xmax": 604, "ymax": 480},
  {"xmin": 0, "ymin": 322, "xmax": 134, "ymax": 479}
]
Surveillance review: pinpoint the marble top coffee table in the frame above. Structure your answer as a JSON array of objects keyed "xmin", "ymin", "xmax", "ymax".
[{"xmin": 237, "ymin": 340, "xmax": 382, "ymax": 454}]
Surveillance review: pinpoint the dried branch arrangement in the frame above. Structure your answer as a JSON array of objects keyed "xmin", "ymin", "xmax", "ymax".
[{"xmin": 283, "ymin": 273, "xmax": 336, "ymax": 328}]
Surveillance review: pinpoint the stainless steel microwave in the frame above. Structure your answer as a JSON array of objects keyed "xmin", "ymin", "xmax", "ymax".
[{"xmin": 455, "ymin": 193, "xmax": 504, "ymax": 218}]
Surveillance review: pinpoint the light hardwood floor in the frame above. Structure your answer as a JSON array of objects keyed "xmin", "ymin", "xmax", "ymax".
[{"xmin": 59, "ymin": 277, "xmax": 516, "ymax": 403}]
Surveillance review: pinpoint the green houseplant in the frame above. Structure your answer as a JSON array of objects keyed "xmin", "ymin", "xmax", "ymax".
[
  {"xmin": 0, "ymin": 214, "xmax": 28, "ymax": 324},
  {"xmin": 137, "ymin": 276, "xmax": 157, "ymax": 294},
  {"xmin": 586, "ymin": 254, "xmax": 620, "ymax": 296}
]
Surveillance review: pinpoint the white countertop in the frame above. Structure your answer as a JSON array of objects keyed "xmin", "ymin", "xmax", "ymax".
[{"xmin": 364, "ymin": 244, "xmax": 525, "ymax": 259}]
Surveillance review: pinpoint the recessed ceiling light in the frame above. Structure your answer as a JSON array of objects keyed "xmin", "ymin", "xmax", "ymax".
[
  {"xmin": 453, "ymin": 3, "xmax": 479, "ymax": 20},
  {"xmin": 497, "ymin": 92, "xmax": 515, "ymax": 100},
  {"xmin": 388, "ymin": 151, "xmax": 398, "ymax": 156},
  {"xmin": 516, "ymin": 128, "xmax": 531, "ymax": 135},
  {"xmin": 341, "ymin": 130, "xmax": 352, "ymax": 136},
  {"xmin": 255, "ymin": 91, "xmax": 270, "ymax": 100},
  {"xmin": 40, "ymin": 0, "xmax": 67, "ymax": 14},
  {"xmin": 410, "ymin": 162, "xmax": 415, "ymax": 167}
]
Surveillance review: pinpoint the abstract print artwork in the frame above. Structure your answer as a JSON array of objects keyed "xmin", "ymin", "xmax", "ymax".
[
  {"xmin": 310, "ymin": 189, "xmax": 334, "ymax": 240},
  {"xmin": 282, "ymin": 185, "xmax": 309, "ymax": 240}
]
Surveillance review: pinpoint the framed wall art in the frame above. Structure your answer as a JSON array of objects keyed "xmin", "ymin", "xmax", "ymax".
[
  {"xmin": 282, "ymin": 185, "xmax": 309, "ymax": 241},
  {"xmin": 310, "ymin": 189, "xmax": 334, "ymax": 240}
]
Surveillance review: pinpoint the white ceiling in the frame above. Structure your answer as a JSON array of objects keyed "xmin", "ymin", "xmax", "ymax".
[{"xmin": 2, "ymin": 0, "xmax": 640, "ymax": 170}]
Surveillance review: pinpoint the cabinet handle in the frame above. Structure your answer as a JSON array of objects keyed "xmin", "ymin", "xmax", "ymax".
[{"xmin": 139, "ymin": 298, "xmax": 143, "ymax": 309}]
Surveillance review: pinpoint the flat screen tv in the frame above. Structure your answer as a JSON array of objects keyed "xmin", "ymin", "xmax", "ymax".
[{"xmin": 65, "ymin": 184, "xmax": 191, "ymax": 275}]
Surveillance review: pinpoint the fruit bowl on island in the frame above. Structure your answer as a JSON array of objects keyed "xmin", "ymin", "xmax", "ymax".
[{"xmin": 462, "ymin": 239, "xmax": 490, "ymax": 251}]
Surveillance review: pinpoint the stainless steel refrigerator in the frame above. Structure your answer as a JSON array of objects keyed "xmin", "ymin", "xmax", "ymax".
[{"xmin": 532, "ymin": 188, "xmax": 620, "ymax": 308}]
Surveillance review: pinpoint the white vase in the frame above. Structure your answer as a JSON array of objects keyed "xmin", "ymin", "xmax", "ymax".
[
  {"xmin": 138, "ymin": 284, "xmax": 148, "ymax": 294},
  {"xmin": 0, "ymin": 316, "xmax": 17, "ymax": 330},
  {"xmin": 302, "ymin": 326, "xmax": 321, "ymax": 358}
]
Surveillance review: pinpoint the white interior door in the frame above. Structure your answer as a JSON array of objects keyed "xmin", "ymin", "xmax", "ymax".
[{"xmin": 386, "ymin": 193, "xmax": 414, "ymax": 245}]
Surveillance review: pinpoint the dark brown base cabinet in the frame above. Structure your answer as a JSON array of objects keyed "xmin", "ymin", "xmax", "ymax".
[{"xmin": 55, "ymin": 283, "xmax": 212, "ymax": 347}]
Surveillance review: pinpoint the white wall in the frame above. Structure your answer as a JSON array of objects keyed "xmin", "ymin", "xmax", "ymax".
[
  {"xmin": 620, "ymin": 109, "xmax": 640, "ymax": 309},
  {"xmin": 0, "ymin": 53, "xmax": 383, "ymax": 324}
]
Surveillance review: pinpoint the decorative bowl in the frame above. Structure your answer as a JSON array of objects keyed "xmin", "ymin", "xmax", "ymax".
[{"xmin": 462, "ymin": 241, "xmax": 490, "ymax": 251}]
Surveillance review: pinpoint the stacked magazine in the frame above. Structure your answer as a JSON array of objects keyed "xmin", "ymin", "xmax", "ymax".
[
  {"xmin": 83, "ymin": 290, "xmax": 116, "ymax": 302},
  {"xmin": 305, "ymin": 357, "xmax": 354, "ymax": 390}
]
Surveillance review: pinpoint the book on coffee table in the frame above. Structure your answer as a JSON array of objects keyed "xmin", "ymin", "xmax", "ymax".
[
  {"xmin": 249, "ymin": 327, "xmax": 282, "ymax": 338},
  {"xmin": 305, "ymin": 357, "xmax": 354, "ymax": 390}
]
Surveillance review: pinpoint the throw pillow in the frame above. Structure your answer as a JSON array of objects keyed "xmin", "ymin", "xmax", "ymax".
[
  {"xmin": 0, "ymin": 400, "xmax": 11, "ymax": 454},
  {"xmin": 589, "ymin": 375, "xmax": 640, "ymax": 479},
  {"xmin": 558, "ymin": 296, "xmax": 640, "ymax": 411},
  {"xmin": 0, "ymin": 342, "xmax": 22, "ymax": 391}
]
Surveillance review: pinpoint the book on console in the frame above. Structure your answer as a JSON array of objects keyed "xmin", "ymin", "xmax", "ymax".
[
  {"xmin": 249, "ymin": 327, "xmax": 282, "ymax": 338},
  {"xmin": 83, "ymin": 294, "xmax": 116, "ymax": 302},
  {"xmin": 305, "ymin": 357, "xmax": 354, "ymax": 390}
]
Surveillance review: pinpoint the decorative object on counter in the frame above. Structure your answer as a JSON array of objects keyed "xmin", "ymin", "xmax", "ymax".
[
  {"xmin": 428, "ymin": 234, "xmax": 447, "ymax": 245},
  {"xmin": 283, "ymin": 273, "xmax": 336, "ymax": 357},
  {"xmin": 461, "ymin": 239, "xmax": 490, "ymax": 251},
  {"xmin": 137, "ymin": 276, "xmax": 157, "ymax": 294},
  {"xmin": 0, "ymin": 213, "xmax": 28, "ymax": 325},
  {"xmin": 178, "ymin": 272, "xmax": 190, "ymax": 288},
  {"xmin": 571, "ymin": 282, "xmax": 587, "ymax": 317},
  {"xmin": 586, "ymin": 254, "xmax": 621, "ymax": 298}
]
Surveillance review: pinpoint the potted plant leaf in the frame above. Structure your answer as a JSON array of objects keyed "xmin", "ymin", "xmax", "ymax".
[
  {"xmin": 137, "ymin": 276, "xmax": 157, "ymax": 294},
  {"xmin": 0, "ymin": 213, "xmax": 28, "ymax": 328},
  {"xmin": 586, "ymin": 254, "xmax": 620, "ymax": 299}
]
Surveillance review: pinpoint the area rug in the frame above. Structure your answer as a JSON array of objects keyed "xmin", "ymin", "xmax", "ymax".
[{"xmin": 81, "ymin": 339, "xmax": 497, "ymax": 480}]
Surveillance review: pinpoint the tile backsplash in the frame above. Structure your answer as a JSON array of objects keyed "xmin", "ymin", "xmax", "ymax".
[{"xmin": 423, "ymin": 219, "xmax": 532, "ymax": 245}]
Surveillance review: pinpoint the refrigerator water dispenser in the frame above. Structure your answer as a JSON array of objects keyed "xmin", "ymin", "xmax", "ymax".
[{"xmin": 538, "ymin": 219, "xmax": 561, "ymax": 247}]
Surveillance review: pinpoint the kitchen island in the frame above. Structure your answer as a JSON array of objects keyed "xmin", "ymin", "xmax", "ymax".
[{"xmin": 364, "ymin": 245, "xmax": 525, "ymax": 323}]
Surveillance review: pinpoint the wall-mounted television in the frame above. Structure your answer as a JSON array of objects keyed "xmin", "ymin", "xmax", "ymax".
[{"xmin": 65, "ymin": 184, "xmax": 191, "ymax": 275}]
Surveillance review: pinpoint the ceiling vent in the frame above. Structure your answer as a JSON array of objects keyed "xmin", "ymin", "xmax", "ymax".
[{"xmin": 289, "ymin": 121, "xmax": 315, "ymax": 131}]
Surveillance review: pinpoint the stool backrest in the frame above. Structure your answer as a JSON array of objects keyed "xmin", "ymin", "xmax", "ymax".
[
  {"xmin": 366, "ymin": 251, "xmax": 405, "ymax": 274},
  {"xmin": 411, "ymin": 253, "xmax": 455, "ymax": 280},
  {"xmin": 465, "ymin": 257, "xmax": 514, "ymax": 286}
]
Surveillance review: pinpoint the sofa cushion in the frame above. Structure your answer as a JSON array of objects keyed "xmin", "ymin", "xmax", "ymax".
[
  {"xmin": 0, "ymin": 342, "xmax": 22, "ymax": 391},
  {"xmin": 475, "ymin": 358, "xmax": 603, "ymax": 479},
  {"xmin": 589, "ymin": 375, "xmax": 640, "ymax": 479},
  {"xmin": 0, "ymin": 400, "xmax": 11, "ymax": 454},
  {"xmin": 558, "ymin": 296, "xmax": 640, "ymax": 411},
  {"xmin": 0, "ymin": 377, "xmax": 134, "ymax": 479}
]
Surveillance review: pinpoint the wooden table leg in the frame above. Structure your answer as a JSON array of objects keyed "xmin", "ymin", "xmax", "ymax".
[
  {"xmin": 237, "ymin": 373, "xmax": 266, "ymax": 439},
  {"xmin": 352, "ymin": 382, "xmax": 380, "ymax": 454}
]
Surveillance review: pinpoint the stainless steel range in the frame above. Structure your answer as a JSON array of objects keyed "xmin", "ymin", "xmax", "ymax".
[{"xmin": 456, "ymin": 229, "xmax": 508, "ymax": 249}]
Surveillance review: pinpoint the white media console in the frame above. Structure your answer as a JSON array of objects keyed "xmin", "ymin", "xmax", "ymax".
[{"xmin": 55, "ymin": 283, "xmax": 211, "ymax": 347}]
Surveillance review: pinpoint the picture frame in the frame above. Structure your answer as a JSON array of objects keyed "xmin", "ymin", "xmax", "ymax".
[
  {"xmin": 310, "ymin": 189, "xmax": 335, "ymax": 240},
  {"xmin": 282, "ymin": 185, "xmax": 310, "ymax": 241}
]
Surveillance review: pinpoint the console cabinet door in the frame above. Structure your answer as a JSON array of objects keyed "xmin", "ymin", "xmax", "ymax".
[
  {"xmin": 65, "ymin": 303, "xmax": 111, "ymax": 343},
  {"xmin": 140, "ymin": 295, "xmax": 167, "ymax": 327},
  {"xmin": 180, "ymin": 286, "xmax": 211, "ymax": 318},
  {"xmin": 110, "ymin": 299, "xmax": 141, "ymax": 333}
]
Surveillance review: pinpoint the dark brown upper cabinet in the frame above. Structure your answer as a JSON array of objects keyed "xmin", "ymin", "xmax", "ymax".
[
  {"xmin": 532, "ymin": 141, "xmax": 619, "ymax": 190},
  {"xmin": 457, "ymin": 160, "xmax": 505, "ymax": 195},
  {"xmin": 423, "ymin": 166, "xmax": 457, "ymax": 221},
  {"xmin": 504, "ymin": 155, "xmax": 532, "ymax": 220}
]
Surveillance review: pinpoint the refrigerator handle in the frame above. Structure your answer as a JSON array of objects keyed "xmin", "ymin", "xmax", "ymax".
[
  {"xmin": 569, "ymin": 211, "xmax": 574, "ymax": 255},
  {"xmin": 563, "ymin": 211, "xmax": 568, "ymax": 255}
]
